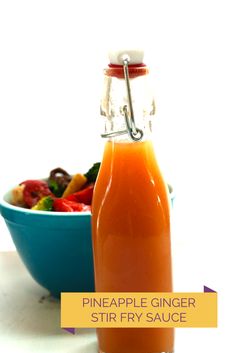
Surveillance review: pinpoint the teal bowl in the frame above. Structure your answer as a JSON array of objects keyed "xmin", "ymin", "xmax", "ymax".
[
  {"xmin": 0, "ymin": 184, "xmax": 174, "ymax": 298},
  {"xmin": 0, "ymin": 190, "xmax": 94, "ymax": 297}
]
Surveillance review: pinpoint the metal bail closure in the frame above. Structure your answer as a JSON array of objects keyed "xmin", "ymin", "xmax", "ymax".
[
  {"xmin": 122, "ymin": 55, "xmax": 143, "ymax": 141},
  {"xmin": 101, "ymin": 55, "xmax": 143, "ymax": 141}
]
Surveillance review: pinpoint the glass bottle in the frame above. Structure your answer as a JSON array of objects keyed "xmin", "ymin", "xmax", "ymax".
[{"xmin": 92, "ymin": 50, "xmax": 174, "ymax": 353}]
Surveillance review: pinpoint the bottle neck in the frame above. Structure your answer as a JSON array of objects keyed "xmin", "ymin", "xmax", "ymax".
[{"xmin": 100, "ymin": 66, "xmax": 156, "ymax": 143}]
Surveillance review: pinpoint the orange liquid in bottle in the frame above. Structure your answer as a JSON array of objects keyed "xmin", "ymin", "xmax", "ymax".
[{"xmin": 92, "ymin": 139, "xmax": 174, "ymax": 353}]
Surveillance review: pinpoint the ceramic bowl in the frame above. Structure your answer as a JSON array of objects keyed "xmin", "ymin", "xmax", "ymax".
[{"xmin": 0, "ymin": 184, "xmax": 174, "ymax": 297}]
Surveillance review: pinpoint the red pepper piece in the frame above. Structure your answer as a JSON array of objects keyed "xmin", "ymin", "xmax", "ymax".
[
  {"xmin": 21, "ymin": 180, "xmax": 52, "ymax": 208},
  {"xmin": 53, "ymin": 198, "xmax": 91, "ymax": 212},
  {"xmin": 65, "ymin": 184, "xmax": 94, "ymax": 205}
]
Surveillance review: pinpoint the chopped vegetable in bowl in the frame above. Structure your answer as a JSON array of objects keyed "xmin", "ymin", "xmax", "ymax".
[{"xmin": 11, "ymin": 163, "xmax": 101, "ymax": 212}]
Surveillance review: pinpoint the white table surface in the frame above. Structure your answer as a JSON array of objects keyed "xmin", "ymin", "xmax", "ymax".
[
  {"xmin": 0, "ymin": 251, "xmax": 98, "ymax": 353},
  {"xmin": 0, "ymin": 251, "xmax": 224, "ymax": 353},
  {"xmin": 0, "ymin": 203, "xmax": 230, "ymax": 353}
]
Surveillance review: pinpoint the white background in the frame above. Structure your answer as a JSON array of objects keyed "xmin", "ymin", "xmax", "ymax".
[{"xmin": 0, "ymin": 0, "xmax": 236, "ymax": 352}]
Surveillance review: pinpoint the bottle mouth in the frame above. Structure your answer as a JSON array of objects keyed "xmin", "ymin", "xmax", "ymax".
[{"xmin": 105, "ymin": 63, "xmax": 148, "ymax": 78}]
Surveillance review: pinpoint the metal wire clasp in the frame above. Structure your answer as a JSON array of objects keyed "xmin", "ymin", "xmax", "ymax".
[
  {"xmin": 122, "ymin": 55, "xmax": 143, "ymax": 141},
  {"xmin": 101, "ymin": 55, "xmax": 143, "ymax": 141}
]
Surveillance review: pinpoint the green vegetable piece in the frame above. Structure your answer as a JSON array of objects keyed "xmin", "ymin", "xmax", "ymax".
[
  {"xmin": 84, "ymin": 162, "xmax": 101, "ymax": 183},
  {"xmin": 48, "ymin": 179, "xmax": 62, "ymax": 197},
  {"xmin": 32, "ymin": 196, "xmax": 54, "ymax": 211}
]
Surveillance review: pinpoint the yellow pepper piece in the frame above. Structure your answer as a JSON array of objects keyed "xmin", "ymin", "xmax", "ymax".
[{"xmin": 62, "ymin": 173, "xmax": 87, "ymax": 198}]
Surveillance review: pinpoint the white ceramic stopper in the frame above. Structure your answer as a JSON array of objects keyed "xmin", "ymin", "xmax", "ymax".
[{"xmin": 108, "ymin": 49, "xmax": 144, "ymax": 65}]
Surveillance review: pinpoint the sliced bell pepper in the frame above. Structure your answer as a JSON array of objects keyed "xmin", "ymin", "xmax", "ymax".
[
  {"xmin": 65, "ymin": 184, "xmax": 94, "ymax": 205},
  {"xmin": 53, "ymin": 198, "xmax": 91, "ymax": 212},
  {"xmin": 62, "ymin": 173, "xmax": 87, "ymax": 198},
  {"xmin": 32, "ymin": 196, "xmax": 54, "ymax": 211}
]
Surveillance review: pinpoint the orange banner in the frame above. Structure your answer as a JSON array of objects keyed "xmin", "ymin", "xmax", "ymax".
[{"xmin": 61, "ymin": 291, "xmax": 217, "ymax": 328}]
